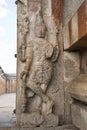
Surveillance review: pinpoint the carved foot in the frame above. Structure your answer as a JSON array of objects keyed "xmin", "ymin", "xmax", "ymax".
[
  {"xmin": 43, "ymin": 113, "xmax": 59, "ymax": 127},
  {"xmin": 42, "ymin": 98, "xmax": 54, "ymax": 116},
  {"xmin": 20, "ymin": 112, "xmax": 44, "ymax": 128}
]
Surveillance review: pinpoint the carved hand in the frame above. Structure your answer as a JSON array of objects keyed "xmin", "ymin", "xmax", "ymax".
[
  {"xmin": 51, "ymin": 45, "xmax": 59, "ymax": 62},
  {"xmin": 20, "ymin": 70, "xmax": 28, "ymax": 82},
  {"xmin": 18, "ymin": 45, "xmax": 26, "ymax": 62},
  {"xmin": 45, "ymin": 44, "xmax": 53, "ymax": 59}
]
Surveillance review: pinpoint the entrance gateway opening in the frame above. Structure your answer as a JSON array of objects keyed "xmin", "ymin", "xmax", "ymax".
[{"xmin": 0, "ymin": 0, "xmax": 16, "ymax": 127}]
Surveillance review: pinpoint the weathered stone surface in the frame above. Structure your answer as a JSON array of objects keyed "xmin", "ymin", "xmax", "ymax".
[
  {"xmin": 20, "ymin": 113, "xmax": 44, "ymax": 128},
  {"xmin": 72, "ymin": 104, "xmax": 87, "ymax": 130},
  {"xmin": 16, "ymin": 0, "xmax": 64, "ymax": 128},
  {"xmin": 63, "ymin": 1, "xmax": 87, "ymax": 50},
  {"xmin": 0, "ymin": 125, "xmax": 78, "ymax": 130},
  {"xmin": 64, "ymin": 82, "xmax": 73, "ymax": 124},
  {"xmin": 64, "ymin": 52, "xmax": 80, "ymax": 82},
  {"xmin": 0, "ymin": 128, "xmax": 16, "ymax": 130},
  {"xmin": 42, "ymin": 2, "xmax": 64, "ymax": 125},
  {"xmin": 52, "ymin": 0, "xmax": 62, "ymax": 26},
  {"xmin": 62, "ymin": 125, "xmax": 78, "ymax": 130},
  {"xmin": 64, "ymin": 51, "xmax": 80, "ymax": 124},
  {"xmin": 43, "ymin": 113, "xmax": 59, "ymax": 127},
  {"xmin": 42, "ymin": 0, "xmax": 52, "ymax": 16},
  {"xmin": 19, "ymin": 128, "xmax": 34, "ymax": 130},
  {"xmin": 81, "ymin": 51, "xmax": 87, "ymax": 74},
  {"xmin": 63, "ymin": 0, "xmax": 84, "ymax": 26},
  {"xmin": 69, "ymin": 74, "xmax": 87, "ymax": 103}
]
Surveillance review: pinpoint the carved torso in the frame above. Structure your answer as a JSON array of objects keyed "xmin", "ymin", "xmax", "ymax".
[{"xmin": 26, "ymin": 38, "xmax": 53, "ymax": 85}]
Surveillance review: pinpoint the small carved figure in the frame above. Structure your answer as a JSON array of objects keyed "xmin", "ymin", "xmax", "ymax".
[{"xmin": 20, "ymin": 13, "xmax": 59, "ymax": 116}]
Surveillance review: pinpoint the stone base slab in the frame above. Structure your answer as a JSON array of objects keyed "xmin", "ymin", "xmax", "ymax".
[
  {"xmin": 0, "ymin": 125, "xmax": 78, "ymax": 130},
  {"xmin": 72, "ymin": 103, "xmax": 87, "ymax": 130},
  {"xmin": 19, "ymin": 113, "xmax": 59, "ymax": 128},
  {"xmin": 69, "ymin": 74, "xmax": 87, "ymax": 103}
]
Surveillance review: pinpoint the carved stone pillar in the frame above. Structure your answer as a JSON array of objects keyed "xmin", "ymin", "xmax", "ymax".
[{"xmin": 16, "ymin": 0, "xmax": 64, "ymax": 128}]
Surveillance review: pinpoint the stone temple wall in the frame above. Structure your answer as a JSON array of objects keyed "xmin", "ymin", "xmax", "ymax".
[
  {"xmin": 63, "ymin": 0, "xmax": 87, "ymax": 130},
  {"xmin": 5, "ymin": 0, "xmax": 87, "ymax": 130}
]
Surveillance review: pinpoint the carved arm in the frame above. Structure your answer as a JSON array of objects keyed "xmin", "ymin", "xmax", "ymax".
[{"xmin": 20, "ymin": 45, "xmax": 33, "ymax": 82}]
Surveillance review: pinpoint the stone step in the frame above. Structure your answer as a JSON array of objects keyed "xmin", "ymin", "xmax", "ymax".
[
  {"xmin": 72, "ymin": 103, "xmax": 87, "ymax": 130},
  {"xmin": 0, "ymin": 125, "xmax": 78, "ymax": 130},
  {"xmin": 69, "ymin": 74, "xmax": 87, "ymax": 103}
]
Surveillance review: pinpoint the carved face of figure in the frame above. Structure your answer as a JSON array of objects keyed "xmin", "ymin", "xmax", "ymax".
[
  {"xmin": 35, "ymin": 23, "xmax": 46, "ymax": 38},
  {"xmin": 35, "ymin": 14, "xmax": 46, "ymax": 38}
]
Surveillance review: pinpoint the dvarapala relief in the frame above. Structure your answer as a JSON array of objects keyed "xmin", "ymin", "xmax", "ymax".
[{"xmin": 17, "ymin": 0, "xmax": 59, "ymax": 128}]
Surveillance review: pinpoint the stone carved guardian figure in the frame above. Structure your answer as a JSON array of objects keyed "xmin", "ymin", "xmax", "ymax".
[{"xmin": 19, "ymin": 12, "xmax": 59, "ymax": 127}]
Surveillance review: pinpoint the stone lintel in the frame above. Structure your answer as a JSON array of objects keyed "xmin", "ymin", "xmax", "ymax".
[{"xmin": 63, "ymin": 0, "xmax": 87, "ymax": 50}]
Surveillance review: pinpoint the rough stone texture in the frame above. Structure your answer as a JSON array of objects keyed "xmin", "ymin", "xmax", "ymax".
[
  {"xmin": 0, "ymin": 128, "xmax": 15, "ymax": 130},
  {"xmin": 42, "ymin": 0, "xmax": 52, "ymax": 16},
  {"xmin": 64, "ymin": 51, "xmax": 80, "ymax": 124},
  {"xmin": 20, "ymin": 113, "xmax": 44, "ymax": 128},
  {"xmin": 48, "ymin": 0, "xmax": 64, "ymax": 125},
  {"xmin": 64, "ymin": 52, "xmax": 80, "ymax": 82},
  {"xmin": 63, "ymin": 1, "xmax": 87, "ymax": 129},
  {"xmin": 63, "ymin": 12, "xmax": 78, "ymax": 50},
  {"xmin": 69, "ymin": 74, "xmax": 87, "ymax": 103},
  {"xmin": 43, "ymin": 14, "xmax": 64, "ymax": 125},
  {"xmin": 81, "ymin": 51, "xmax": 87, "ymax": 74},
  {"xmin": 64, "ymin": 82, "xmax": 73, "ymax": 124},
  {"xmin": 52, "ymin": 0, "xmax": 62, "ymax": 26},
  {"xmin": 63, "ymin": 1, "xmax": 87, "ymax": 50},
  {"xmin": 0, "ymin": 125, "xmax": 78, "ymax": 130},
  {"xmin": 43, "ymin": 113, "xmax": 59, "ymax": 127},
  {"xmin": 63, "ymin": 0, "xmax": 84, "ymax": 26},
  {"xmin": 72, "ymin": 104, "xmax": 87, "ymax": 130}
]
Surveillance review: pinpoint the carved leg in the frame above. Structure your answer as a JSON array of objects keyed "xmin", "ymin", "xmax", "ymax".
[
  {"xmin": 27, "ymin": 83, "xmax": 48, "ymax": 102},
  {"xmin": 27, "ymin": 83, "xmax": 54, "ymax": 116},
  {"xmin": 42, "ymin": 99, "xmax": 54, "ymax": 116},
  {"xmin": 40, "ymin": 83, "xmax": 48, "ymax": 93}
]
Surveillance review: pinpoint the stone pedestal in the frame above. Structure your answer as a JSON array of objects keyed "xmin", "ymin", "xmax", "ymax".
[
  {"xmin": 72, "ymin": 104, "xmax": 87, "ymax": 130},
  {"xmin": 69, "ymin": 74, "xmax": 87, "ymax": 103}
]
